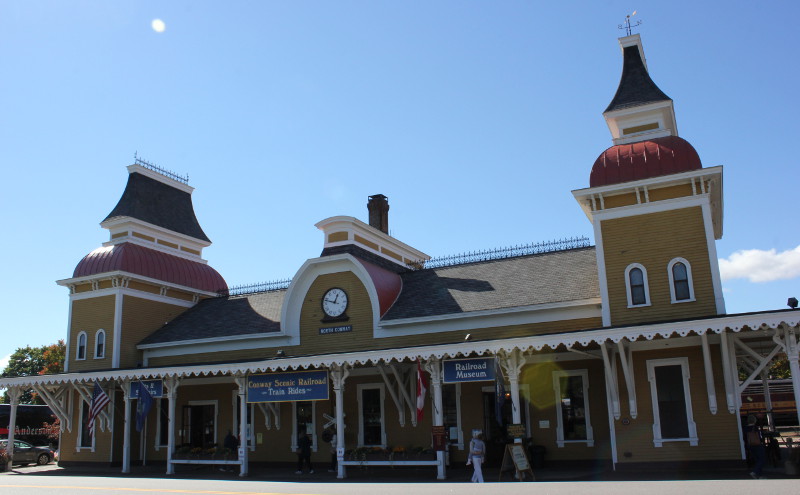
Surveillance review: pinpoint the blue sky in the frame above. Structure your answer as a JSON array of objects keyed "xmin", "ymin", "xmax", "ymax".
[{"xmin": 1, "ymin": 2, "xmax": 799, "ymax": 367}]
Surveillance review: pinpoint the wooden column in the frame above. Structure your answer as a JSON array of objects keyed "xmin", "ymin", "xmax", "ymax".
[
  {"xmin": 234, "ymin": 375, "xmax": 249, "ymax": 477},
  {"xmin": 6, "ymin": 388, "xmax": 20, "ymax": 471},
  {"xmin": 165, "ymin": 377, "xmax": 180, "ymax": 475},
  {"xmin": 331, "ymin": 364, "xmax": 349, "ymax": 480}
]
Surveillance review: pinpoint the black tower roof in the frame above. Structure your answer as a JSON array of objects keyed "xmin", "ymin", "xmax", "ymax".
[
  {"xmin": 604, "ymin": 44, "xmax": 671, "ymax": 113},
  {"xmin": 103, "ymin": 171, "xmax": 211, "ymax": 242}
]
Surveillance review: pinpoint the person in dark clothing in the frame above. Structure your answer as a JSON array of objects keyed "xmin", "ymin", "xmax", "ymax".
[
  {"xmin": 224, "ymin": 430, "xmax": 238, "ymax": 451},
  {"xmin": 745, "ymin": 415, "xmax": 766, "ymax": 479},
  {"xmin": 222, "ymin": 430, "xmax": 239, "ymax": 472},
  {"xmin": 296, "ymin": 427, "xmax": 314, "ymax": 474}
]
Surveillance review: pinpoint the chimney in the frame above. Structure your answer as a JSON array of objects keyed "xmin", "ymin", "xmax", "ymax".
[{"xmin": 367, "ymin": 194, "xmax": 390, "ymax": 234}]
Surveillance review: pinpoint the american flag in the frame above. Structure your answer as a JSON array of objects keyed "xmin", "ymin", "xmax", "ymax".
[{"xmin": 87, "ymin": 381, "xmax": 110, "ymax": 437}]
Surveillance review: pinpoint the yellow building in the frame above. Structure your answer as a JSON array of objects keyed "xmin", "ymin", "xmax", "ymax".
[{"xmin": 2, "ymin": 33, "xmax": 800, "ymax": 478}]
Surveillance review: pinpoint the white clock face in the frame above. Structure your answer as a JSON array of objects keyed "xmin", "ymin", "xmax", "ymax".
[{"xmin": 322, "ymin": 288, "xmax": 348, "ymax": 318}]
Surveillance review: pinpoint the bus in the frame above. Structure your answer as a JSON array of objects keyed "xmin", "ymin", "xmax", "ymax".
[{"xmin": 0, "ymin": 404, "xmax": 58, "ymax": 446}]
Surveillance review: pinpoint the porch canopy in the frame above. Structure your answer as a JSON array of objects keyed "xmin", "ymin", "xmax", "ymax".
[{"xmin": 1, "ymin": 309, "xmax": 798, "ymax": 476}]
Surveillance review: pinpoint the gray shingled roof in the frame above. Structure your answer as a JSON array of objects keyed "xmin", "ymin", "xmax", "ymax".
[
  {"xmin": 104, "ymin": 172, "xmax": 211, "ymax": 242},
  {"xmin": 139, "ymin": 247, "xmax": 598, "ymax": 346},
  {"xmin": 604, "ymin": 45, "xmax": 671, "ymax": 113},
  {"xmin": 139, "ymin": 290, "xmax": 284, "ymax": 345},
  {"xmin": 382, "ymin": 247, "xmax": 599, "ymax": 320}
]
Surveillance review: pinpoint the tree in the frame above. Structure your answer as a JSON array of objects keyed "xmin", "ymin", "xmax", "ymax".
[
  {"xmin": 39, "ymin": 339, "xmax": 65, "ymax": 376},
  {"xmin": 1, "ymin": 340, "xmax": 66, "ymax": 404}
]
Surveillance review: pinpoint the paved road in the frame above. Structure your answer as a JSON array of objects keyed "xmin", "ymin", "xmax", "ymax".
[{"xmin": 0, "ymin": 466, "xmax": 795, "ymax": 495}]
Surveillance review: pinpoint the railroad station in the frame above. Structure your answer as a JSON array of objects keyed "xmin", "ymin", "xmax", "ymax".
[{"xmin": 2, "ymin": 33, "xmax": 799, "ymax": 479}]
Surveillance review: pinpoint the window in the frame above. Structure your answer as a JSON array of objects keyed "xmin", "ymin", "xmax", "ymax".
[
  {"xmin": 156, "ymin": 398, "xmax": 169, "ymax": 447},
  {"xmin": 443, "ymin": 383, "xmax": 463, "ymax": 449},
  {"xmin": 625, "ymin": 264, "xmax": 650, "ymax": 307},
  {"xmin": 94, "ymin": 329, "xmax": 105, "ymax": 359},
  {"xmin": 357, "ymin": 384, "xmax": 385, "ymax": 447},
  {"xmin": 646, "ymin": 358, "xmax": 698, "ymax": 447},
  {"xmin": 78, "ymin": 399, "xmax": 93, "ymax": 450},
  {"xmin": 235, "ymin": 397, "xmax": 256, "ymax": 451},
  {"xmin": 552, "ymin": 370, "xmax": 594, "ymax": 447},
  {"xmin": 180, "ymin": 401, "xmax": 217, "ymax": 448},
  {"xmin": 668, "ymin": 258, "xmax": 695, "ymax": 303},
  {"xmin": 76, "ymin": 332, "xmax": 87, "ymax": 361},
  {"xmin": 291, "ymin": 401, "xmax": 316, "ymax": 452}
]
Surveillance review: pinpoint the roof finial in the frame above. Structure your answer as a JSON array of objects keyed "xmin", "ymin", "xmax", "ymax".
[{"xmin": 618, "ymin": 11, "xmax": 642, "ymax": 36}]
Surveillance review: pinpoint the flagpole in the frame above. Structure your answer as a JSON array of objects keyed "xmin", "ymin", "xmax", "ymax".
[{"xmin": 141, "ymin": 417, "xmax": 147, "ymax": 467}]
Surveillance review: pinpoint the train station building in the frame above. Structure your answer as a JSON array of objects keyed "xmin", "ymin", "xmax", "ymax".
[{"xmin": 2, "ymin": 33, "xmax": 799, "ymax": 478}]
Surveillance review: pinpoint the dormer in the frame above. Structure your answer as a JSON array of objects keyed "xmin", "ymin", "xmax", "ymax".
[{"xmin": 316, "ymin": 195, "xmax": 430, "ymax": 269}]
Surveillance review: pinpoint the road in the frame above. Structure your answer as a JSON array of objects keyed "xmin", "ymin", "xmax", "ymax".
[{"xmin": 0, "ymin": 469, "xmax": 795, "ymax": 495}]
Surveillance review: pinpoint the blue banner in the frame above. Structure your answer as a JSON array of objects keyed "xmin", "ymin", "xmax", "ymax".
[
  {"xmin": 442, "ymin": 358, "xmax": 496, "ymax": 383},
  {"xmin": 130, "ymin": 380, "xmax": 163, "ymax": 399},
  {"xmin": 247, "ymin": 370, "xmax": 329, "ymax": 403}
]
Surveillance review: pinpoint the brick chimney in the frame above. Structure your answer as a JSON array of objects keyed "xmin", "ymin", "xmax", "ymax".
[{"xmin": 367, "ymin": 194, "xmax": 389, "ymax": 234}]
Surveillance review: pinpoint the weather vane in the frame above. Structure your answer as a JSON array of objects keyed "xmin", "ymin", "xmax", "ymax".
[{"xmin": 619, "ymin": 11, "xmax": 642, "ymax": 36}]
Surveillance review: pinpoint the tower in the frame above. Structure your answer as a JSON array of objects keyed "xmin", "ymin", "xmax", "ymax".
[
  {"xmin": 573, "ymin": 34, "xmax": 725, "ymax": 327},
  {"xmin": 58, "ymin": 161, "xmax": 227, "ymax": 371}
]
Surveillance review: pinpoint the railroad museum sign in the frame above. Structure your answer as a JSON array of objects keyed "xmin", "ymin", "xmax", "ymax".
[
  {"xmin": 442, "ymin": 358, "xmax": 496, "ymax": 383},
  {"xmin": 247, "ymin": 370, "xmax": 329, "ymax": 402}
]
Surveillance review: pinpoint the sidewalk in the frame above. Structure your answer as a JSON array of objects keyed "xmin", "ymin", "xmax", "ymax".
[{"xmin": 3, "ymin": 460, "xmax": 795, "ymax": 483}]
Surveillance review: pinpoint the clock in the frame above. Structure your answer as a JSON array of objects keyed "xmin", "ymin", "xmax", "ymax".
[{"xmin": 322, "ymin": 288, "xmax": 348, "ymax": 318}]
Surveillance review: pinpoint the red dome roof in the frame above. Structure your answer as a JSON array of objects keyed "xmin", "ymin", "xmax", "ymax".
[
  {"xmin": 590, "ymin": 136, "xmax": 702, "ymax": 187},
  {"xmin": 73, "ymin": 242, "xmax": 227, "ymax": 293}
]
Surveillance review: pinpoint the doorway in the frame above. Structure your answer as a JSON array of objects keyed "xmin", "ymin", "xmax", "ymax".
[{"xmin": 181, "ymin": 403, "xmax": 216, "ymax": 448}]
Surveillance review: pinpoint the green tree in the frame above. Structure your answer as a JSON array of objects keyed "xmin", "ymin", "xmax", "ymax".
[{"xmin": 1, "ymin": 340, "xmax": 66, "ymax": 404}]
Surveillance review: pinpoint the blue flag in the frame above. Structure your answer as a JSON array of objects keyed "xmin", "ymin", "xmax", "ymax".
[
  {"xmin": 135, "ymin": 382, "xmax": 154, "ymax": 432},
  {"xmin": 494, "ymin": 360, "xmax": 506, "ymax": 426}
]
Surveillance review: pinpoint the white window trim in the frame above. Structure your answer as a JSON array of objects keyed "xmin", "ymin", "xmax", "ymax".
[
  {"xmin": 186, "ymin": 400, "xmax": 218, "ymax": 447},
  {"xmin": 552, "ymin": 369, "xmax": 594, "ymax": 448},
  {"xmin": 667, "ymin": 257, "xmax": 696, "ymax": 303},
  {"xmin": 357, "ymin": 383, "xmax": 386, "ymax": 448},
  {"xmin": 444, "ymin": 383, "xmax": 464, "ymax": 450},
  {"xmin": 154, "ymin": 397, "xmax": 168, "ymax": 450},
  {"xmin": 94, "ymin": 329, "xmax": 106, "ymax": 359},
  {"xmin": 291, "ymin": 401, "xmax": 318, "ymax": 453},
  {"xmin": 646, "ymin": 357, "xmax": 698, "ymax": 447},
  {"xmin": 624, "ymin": 263, "xmax": 651, "ymax": 308},
  {"xmin": 76, "ymin": 331, "xmax": 87, "ymax": 361},
  {"xmin": 76, "ymin": 397, "xmax": 96, "ymax": 452}
]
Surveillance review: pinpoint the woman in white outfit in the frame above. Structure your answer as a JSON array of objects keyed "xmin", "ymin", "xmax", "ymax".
[{"xmin": 467, "ymin": 429, "xmax": 486, "ymax": 483}]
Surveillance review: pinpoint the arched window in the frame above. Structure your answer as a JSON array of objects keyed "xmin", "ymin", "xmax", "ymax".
[
  {"xmin": 625, "ymin": 264, "xmax": 650, "ymax": 307},
  {"xmin": 668, "ymin": 258, "xmax": 695, "ymax": 303},
  {"xmin": 95, "ymin": 329, "xmax": 106, "ymax": 359},
  {"xmin": 76, "ymin": 332, "xmax": 87, "ymax": 360}
]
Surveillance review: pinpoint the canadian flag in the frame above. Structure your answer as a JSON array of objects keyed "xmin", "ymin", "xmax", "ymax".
[{"xmin": 416, "ymin": 359, "xmax": 428, "ymax": 422}]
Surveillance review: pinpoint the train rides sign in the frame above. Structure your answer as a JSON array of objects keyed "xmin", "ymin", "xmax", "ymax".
[{"xmin": 247, "ymin": 370, "xmax": 329, "ymax": 403}]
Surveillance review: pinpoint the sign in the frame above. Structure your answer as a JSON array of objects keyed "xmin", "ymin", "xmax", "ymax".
[
  {"xmin": 442, "ymin": 358, "xmax": 496, "ymax": 383},
  {"xmin": 499, "ymin": 444, "xmax": 535, "ymax": 481},
  {"xmin": 432, "ymin": 425, "xmax": 448, "ymax": 451},
  {"xmin": 247, "ymin": 370, "xmax": 329, "ymax": 403},
  {"xmin": 509, "ymin": 444, "xmax": 530, "ymax": 471},
  {"xmin": 507, "ymin": 423, "xmax": 526, "ymax": 439},
  {"xmin": 130, "ymin": 380, "xmax": 163, "ymax": 399},
  {"xmin": 319, "ymin": 325, "xmax": 352, "ymax": 335}
]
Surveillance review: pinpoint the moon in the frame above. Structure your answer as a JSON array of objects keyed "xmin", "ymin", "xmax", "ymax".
[{"xmin": 151, "ymin": 19, "xmax": 166, "ymax": 33}]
